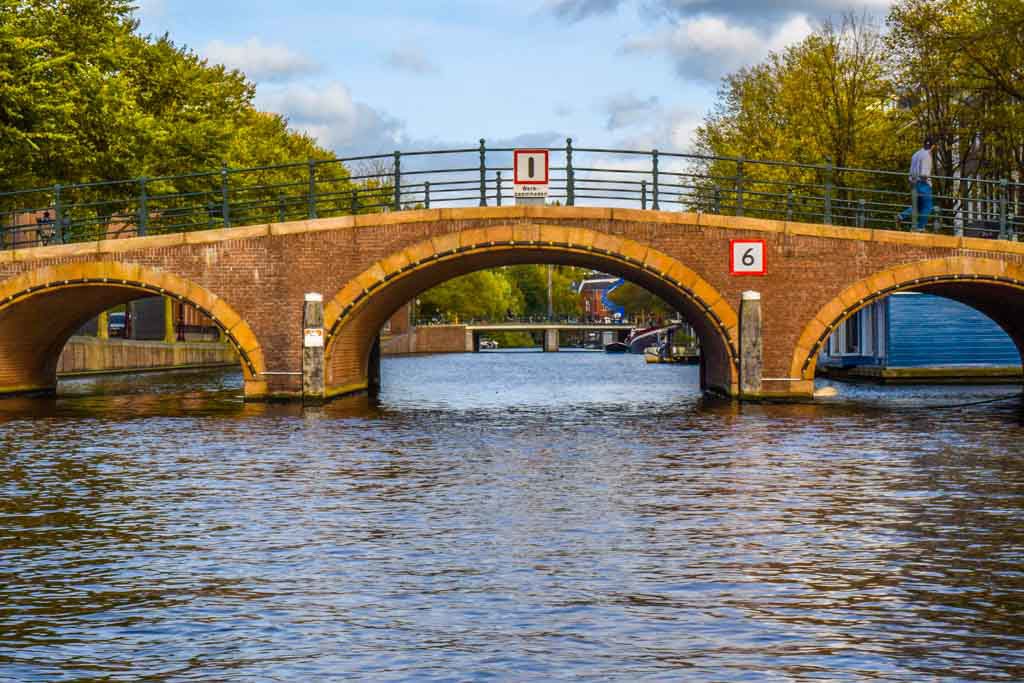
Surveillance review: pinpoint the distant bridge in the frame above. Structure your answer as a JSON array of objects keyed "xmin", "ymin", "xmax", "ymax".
[{"xmin": 465, "ymin": 321, "xmax": 632, "ymax": 353}]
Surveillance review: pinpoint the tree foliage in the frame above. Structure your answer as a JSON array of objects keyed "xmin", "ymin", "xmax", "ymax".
[
  {"xmin": 416, "ymin": 265, "xmax": 586, "ymax": 323},
  {"xmin": 694, "ymin": 3, "xmax": 1023, "ymax": 224},
  {"xmin": 0, "ymin": 0, "xmax": 350, "ymax": 234}
]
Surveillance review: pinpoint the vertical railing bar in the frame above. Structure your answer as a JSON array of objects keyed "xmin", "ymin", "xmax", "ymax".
[
  {"xmin": 53, "ymin": 184, "xmax": 63, "ymax": 244},
  {"xmin": 138, "ymin": 177, "xmax": 148, "ymax": 236},
  {"xmin": 999, "ymin": 178, "xmax": 1008, "ymax": 240},
  {"xmin": 308, "ymin": 159, "xmax": 318, "ymax": 220},
  {"xmin": 735, "ymin": 157, "xmax": 744, "ymax": 217},
  {"xmin": 221, "ymin": 164, "xmax": 230, "ymax": 228},
  {"xmin": 566, "ymin": 138, "xmax": 575, "ymax": 206},
  {"xmin": 496, "ymin": 171, "xmax": 502, "ymax": 207},
  {"xmin": 824, "ymin": 160, "xmax": 833, "ymax": 225},
  {"xmin": 478, "ymin": 139, "xmax": 487, "ymax": 207},
  {"xmin": 393, "ymin": 151, "xmax": 401, "ymax": 212},
  {"xmin": 651, "ymin": 149, "xmax": 660, "ymax": 211}
]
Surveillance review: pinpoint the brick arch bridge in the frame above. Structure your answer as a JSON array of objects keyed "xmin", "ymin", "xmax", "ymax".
[{"xmin": 0, "ymin": 206, "xmax": 1021, "ymax": 401}]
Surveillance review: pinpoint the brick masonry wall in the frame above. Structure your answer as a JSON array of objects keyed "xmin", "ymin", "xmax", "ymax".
[{"xmin": 3, "ymin": 207, "xmax": 1023, "ymax": 399}]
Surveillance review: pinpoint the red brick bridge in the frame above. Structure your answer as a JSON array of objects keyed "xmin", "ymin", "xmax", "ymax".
[{"xmin": 2, "ymin": 206, "xmax": 1022, "ymax": 401}]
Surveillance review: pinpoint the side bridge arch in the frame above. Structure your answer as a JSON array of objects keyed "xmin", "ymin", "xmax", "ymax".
[
  {"xmin": 0, "ymin": 262, "xmax": 267, "ymax": 398},
  {"xmin": 790, "ymin": 256, "xmax": 1024, "ymax": 382}
]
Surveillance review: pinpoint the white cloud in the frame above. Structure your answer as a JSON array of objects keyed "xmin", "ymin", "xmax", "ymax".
[
  {"xmin": 602, "ymin": 93, "xmax": 661, "ymax": 130},
  {"xmin": 204, "ymin": 38, "xmax": 319, "ymax": 82},
  {"xmin": 548, "ymin": 0, "xmax": 890, "ymax": 22},
  {"xmin": 384, "ymin": 46, "xmax": 440, "ymax": 75},
  {"xmin": 622, "ymin": 13, "xmax": 814, "ymax": 81},
  {"xmin": 609, "ymin": 107, "xmax": 703, "ymax": 152},
  {"xmin": 257, "ymin": 83, "xmax": 404, "ymax": 154}
]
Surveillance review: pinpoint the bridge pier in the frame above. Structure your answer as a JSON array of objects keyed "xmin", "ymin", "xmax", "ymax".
[
  {"xmin": 302, "ymin": 293, "xmax": 326, "ymax": 405},
  {"xmin": 543, "ymin": 328, "xmax": 559, "ymax": 352},
  {"xmin": 739, "ymin": 291, "xmax": 763, "ymax": 399}
]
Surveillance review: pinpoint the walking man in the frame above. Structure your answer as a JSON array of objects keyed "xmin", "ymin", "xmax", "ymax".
[{"xmin": 898, "ymin": 138, "xmax": 935, "ymax": 231}]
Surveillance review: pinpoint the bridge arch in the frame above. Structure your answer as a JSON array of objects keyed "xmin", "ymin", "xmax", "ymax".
[
  {"xmin": 790, "ymin": 256, "xmax": 1024, "ymax": 381},
  {"xmin": 321, "ymin": 223, "xmax": 740, "ymax": 398},
  {"xmin": 0, "ymin": 261, "xmax": 267, "ymax": 398}
]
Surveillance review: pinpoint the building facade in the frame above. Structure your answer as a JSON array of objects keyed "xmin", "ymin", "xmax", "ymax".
[{"xmin": 820, "ymin": 292, "xmax": 1020, "ymax": 369}]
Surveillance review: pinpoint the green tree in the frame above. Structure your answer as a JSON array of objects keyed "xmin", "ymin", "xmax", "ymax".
[
  {"xmin": 417, "ymin": 269, "xmax": 521, "ymax": 322},
  {"xmin": 693, "ymin": 14, "xmax": 910, "ymax": 223},
  {"xmin": 505, "ymin": 265, "xmax": 583, "ymax": 318},
  {"xmin": 0, "ymin": 0, "xmax": 352, "ymax": 237}
]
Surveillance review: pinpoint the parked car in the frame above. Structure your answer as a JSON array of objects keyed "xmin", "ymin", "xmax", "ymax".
[{"xmin": 107, "ymin": 311, "xmax": 127, "ymax": 337}]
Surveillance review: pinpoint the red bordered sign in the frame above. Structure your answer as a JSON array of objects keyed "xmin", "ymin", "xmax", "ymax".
[
  {"xmin": 513, "ymin": 149, "xmax": 549, "ymax": 185},
  {"xmin": 730, "ymin": 239, "xmax": 767, "ymax": 276}
]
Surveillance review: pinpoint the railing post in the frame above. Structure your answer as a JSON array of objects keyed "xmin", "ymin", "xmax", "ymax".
[
  {"xmin": 479, "ymin": 138, "xmax": 487, "ymax": 207},
  {"xmin": 713, "ymin": 184, "xmax": 721, "ymax": 214},
  {"xmin": 735, "ymin": 157, "xmax": 744, "ymax": 217},
  {"xmin": 350, "ymin": 188, "xmax": 359, "ymax": 215},
  {"xmin": 424, "ymin": 181, "xmax": 431, "ymax": 209},
  {"xmin": 786, "ymin": 189, "xmax": 794, "ymax": 221},
  {"xmin": 495, "ymin": 171, "xmax": 502, "ymax": 207},
  {"xmin": 824, "ymin": 160, "xmax": 833, "ymax": 225},
  {"xmin": 220, "ymin": 164, "xmax": 230, "ymax": 228},
  {"xmin": 911, "ymin": 182, "xmax": 918, "ymax": 232},
  {"xmin": 278, "ymin": 194, "xmax": 286, "ymax": 222},
  {"xmin": 566, "ymin": 138, "xmax": 575, "ymax": 206},
  {"xmin": 857, "ymin": 198, "xmax": 866, "ymax": 228},
  {"xmin": 999, "ymin": 178, "xmax": 1009, "ymax": 240},
  {"xmin": 641, "ymin": 180, "xmax": 647, "ymax": 210},
  {"xmin": 393, "ymin": 151, "xmax": 401, "ymax": 211},
  {"xmin": 137, "ymin": 177, "xmax": 148, "ymax": 236},
  {"xmin": 651, "ymin": 149, "xmax": 660, "ymax": 210},
  {"xmin": 307, "ymin": 159, "xmax": 317, "ymax": 219},
  {"xmin": 53, "ymin": 183, "xmax": 64, "ymax": 244}
]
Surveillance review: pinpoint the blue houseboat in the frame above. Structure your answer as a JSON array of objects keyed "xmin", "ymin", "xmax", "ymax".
[{"xmin": 818, "ymin": 292, "xmax": 1021, "ymax": 378}]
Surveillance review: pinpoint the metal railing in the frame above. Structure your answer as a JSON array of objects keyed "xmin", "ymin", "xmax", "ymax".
[{"xmin": 2, "ymin": 138, "xmax": 1021, "ymax": 249}]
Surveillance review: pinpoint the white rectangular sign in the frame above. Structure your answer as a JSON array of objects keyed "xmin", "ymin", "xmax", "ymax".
[
  {"xmin": 514, "ymin": 149, "xmax": 549, "ymax": 197},
  {"xmin": 730, "ymin": 239, "xmax": 767, "ymax": 276},
  {"xmin": 303, "ymin": 328, "xmax": 324, "ymax": 347}
]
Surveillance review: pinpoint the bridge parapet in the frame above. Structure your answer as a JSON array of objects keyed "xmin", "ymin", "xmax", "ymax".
[{"xmin": 3, "ymin": 142, "xmax": 1020, "ymax": 250}]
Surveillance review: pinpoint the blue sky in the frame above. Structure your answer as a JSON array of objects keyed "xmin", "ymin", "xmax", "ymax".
[{"xmin": 134, "ymin": 0, "xmax": 890, "ymax": 157}]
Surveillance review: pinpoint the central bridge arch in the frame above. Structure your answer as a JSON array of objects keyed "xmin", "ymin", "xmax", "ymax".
[{"xmin": 321, "ymin": 224, "xmax": 740, "ymax": 398}]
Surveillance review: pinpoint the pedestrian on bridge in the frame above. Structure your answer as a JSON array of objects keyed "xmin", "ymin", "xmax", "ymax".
[{"xmin": 898, "ymin": 137, "xmax": 935, "ymax": 232}]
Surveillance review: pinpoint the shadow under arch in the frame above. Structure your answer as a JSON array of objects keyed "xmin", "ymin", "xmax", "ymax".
[
  {"xmin": 0, "ymin": 262, "xmax": 266, "ymax": 397},
  {"xmin": 321, "ymin": 224, "xmax": 741, "ymax": 398},
  {"xmin": 790, "ymin": 256, "xmax": 1024, "ymax": 381}
]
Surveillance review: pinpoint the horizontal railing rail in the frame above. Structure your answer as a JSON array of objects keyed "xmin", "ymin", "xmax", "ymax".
[{"xmin": 2, "ymin": 138, "xmax": 1020, "ymax": 249}]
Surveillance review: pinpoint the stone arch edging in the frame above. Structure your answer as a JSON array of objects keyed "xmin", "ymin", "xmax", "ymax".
[
  {"xmin": 789, "ymin": 256, "xmax": 1024, "ymax": 380},
  {"xmin": 321, "ymin": 222, "xmax": 741, "ymax": 367},
  {"xmin": 0, "ymin": 261, "xmax": 266, "ymax": 381}
]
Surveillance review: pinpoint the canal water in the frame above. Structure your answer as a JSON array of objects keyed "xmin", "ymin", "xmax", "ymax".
[{"xmin": 1, "ymin": 352, "xmax": 1022, "ymax": 681}]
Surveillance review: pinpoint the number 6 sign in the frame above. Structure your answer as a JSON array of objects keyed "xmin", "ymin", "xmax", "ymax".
[{"xmin": 730, "ymin": 239, "xmax": 767, "ymax": 275}]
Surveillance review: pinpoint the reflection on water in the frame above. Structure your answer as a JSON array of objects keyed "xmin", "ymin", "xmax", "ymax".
[{"xmin": 1, "ymin": 354, "xmax": 1022, "ymax": 681}]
